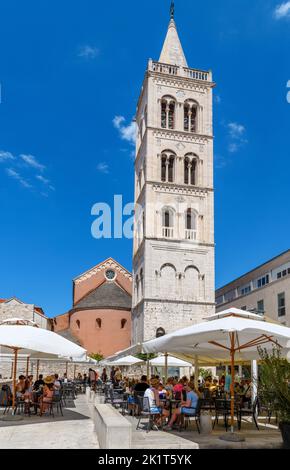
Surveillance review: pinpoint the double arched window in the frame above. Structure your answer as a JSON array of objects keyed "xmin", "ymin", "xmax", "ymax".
[
  {"xmin": 161, "ymin": 96, "xmax": 176, "ymax": 130},
  {"xmin": 161, "ymin": 150, "xmax": 176, "ymax": 183},
  {"xmin": 162, "ymin": 207, "xmax": 174, "ymax": 238},
  {"xmin": 184, "ymin": 100, "xmax": 198, "ymax": 133},
  {"xmin": 184, "ymin": 154, "xmax": 198, "ymax": 186}
]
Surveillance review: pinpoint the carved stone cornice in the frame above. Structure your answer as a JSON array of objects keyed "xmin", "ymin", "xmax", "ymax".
[
  {"xmin": 150, "ymin": 73, "xmax": 215, "ymax": 91},
  {"xmin": 150, "ymin": 182, "xmax": 213, "ymax": 196},
  {"xmin": 150, "ymin": 127, "xmax": 212, "ymax": 144}
]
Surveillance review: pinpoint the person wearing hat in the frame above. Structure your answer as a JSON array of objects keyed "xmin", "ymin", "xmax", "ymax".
[{"xmin": 39, "ymin": 377, "xmax": 54, "ymax": 416}]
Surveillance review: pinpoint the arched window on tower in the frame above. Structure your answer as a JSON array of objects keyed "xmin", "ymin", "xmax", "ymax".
[
  {"xmin": 161, "ymin": 96, "xmax": 176, "ymax": 130},
  {"xmin": 96, "ymin": 318, "xmax": 102, "ymax": 329},
  {"xmin": 184, "ymin": 154, "xmax": 198, "ymax": 186},
  {"xmin": 185, "ymin": 209, "xmax": 197, "ymax": 240},
  {"xmin": 162, "ymin": 207, "xmax": 174, "ymax": 238},
  {"xmin": 184, "ymin": 100, "xmax": 198, "ymax": 133},
  {"xmin": 76, "ymin": 320, "xmax": 80, "ymax": 329},
  {"xmin": 161, "ymin": 150, "xmax": 175, "ymax": 183},
  {"xmin": 121, "ymin": 319, "xmax": 127, "ymax": 329}
]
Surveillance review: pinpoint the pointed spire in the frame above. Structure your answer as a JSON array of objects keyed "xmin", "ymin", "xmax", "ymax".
[{"xmin": 159, "ymin": 3, "xmax": 188, "ymax": 67}]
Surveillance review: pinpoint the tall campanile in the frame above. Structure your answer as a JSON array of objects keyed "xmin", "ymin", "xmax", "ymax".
[{"xmin": 132, "ymin": 3, "xmax": 215, "ymax": 344}]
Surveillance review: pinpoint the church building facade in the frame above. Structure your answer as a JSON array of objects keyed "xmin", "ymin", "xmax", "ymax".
[
  {"xmin": 53, "ymin": 259, "xmax": 132, "ymax": 357},
  {"xmin": 132, "ymin": 8, "xmax": 216, "ymax": 343}
]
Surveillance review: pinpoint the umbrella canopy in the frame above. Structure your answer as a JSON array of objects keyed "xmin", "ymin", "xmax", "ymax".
[
  {"xmin": 142, "ymin": 308, "xmax": 290, "ymax": 435},
  {"xmin": 0, "ymin": 325, "xmax": 87, "ymax": 361},
  {"xmin": 0, "ymin": 323, "xmax": 87, "ymax": 410},
  {"xmin": 149, "ymin": 355, "xmax": 192, "ymax": 368},
  {"xmin": 143, "ymin": 308, "xmax": 290, "ymax": 362},
  {"xmin": 108, "ymin": 355, "xmax": 144, "ymax": 366}
]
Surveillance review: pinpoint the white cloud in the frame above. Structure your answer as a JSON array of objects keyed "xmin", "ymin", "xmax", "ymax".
[
  {"xmin": 96, "ymin": 162, "xmax": 109, "ymax": 174},
  {"xmin": 6, "ymin": 168, "xmax": 31, "ymax": 189},
  {"xmin": 228, "ymin": 143, "xmax": 239, "ymax": 153},
  {"xmin": 274, "ymin": 2, "xmax": 290, "ymax": 19},
  {"xmin": 20, "ymin": 154, "xmax": 45, "ymax": 171},
  {"xmin": 228, "ymin": 122, "xmax": 246, "ymax": 139},
  {"xmin": 0, "ymin": 150, "xmax": 15, "ymax": 162},
  {"xmin": 226, "ymin": 122, "xmax": 248, "ymax": 153},
  {"xmin": 113, "ymin": 115, "xmax": 136, "ymax": 145},
  {"xmin": 36, "ymin": 174, "xmax": 50, "ymax": 184},
  {"xmin": 78, "ymin": 45, "xmax": 100, "ymax": 60}
]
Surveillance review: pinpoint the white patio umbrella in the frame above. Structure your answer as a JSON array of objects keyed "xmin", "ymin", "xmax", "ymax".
[
  {"xmin": 142, "ymin": 308, "xmax": 290, "ymax": 440},
  {"xmin": 149, "ymin": 355, "xmax": 192, "ymax": 368},
  {"xmin": 0, "ymin": 320, "xmax": 87, "ymax": 411},
  {"xmin": 108, "ymin": 355, "xmax": 144, "ymax": 366}
]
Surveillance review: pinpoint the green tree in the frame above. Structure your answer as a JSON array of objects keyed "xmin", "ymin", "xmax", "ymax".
[{"xmin": 89, "ymin": 353, "xmax": 104, "ymax": 363}]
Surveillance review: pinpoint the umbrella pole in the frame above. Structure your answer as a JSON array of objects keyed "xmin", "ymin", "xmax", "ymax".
[
  {"xmin": 146, "ymin": 355, "xmax": 150, "ymax": 380},
  {"xmin": 26, "ymin": 356, "xmax": 30, "ymax": 377},
  {"xmin": 36, "ymin": 360, "xmax": 40, "ymax": 378},
  {"xmin": 194, "ymin": 355, "xmax": 199, "ymax": 391},
  {"xmin": 220, "ymin": 333, "xmax": 245, "ymax": 442},
  {"xmin": 230, "ymin": 332, "xmax": 235, "ymax": 434},
  {"xmin": 164, "ymin": 352, "xmax": 168, "ymax": 383},
  {"xmin": 12, "ymin": 348, "xmax": 18, "ymax": 411}
]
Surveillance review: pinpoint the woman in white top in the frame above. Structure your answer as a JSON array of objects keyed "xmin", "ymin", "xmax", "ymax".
[{"xmin": 144, "ymin": 378, "xmax": 169, "ymax": 428}]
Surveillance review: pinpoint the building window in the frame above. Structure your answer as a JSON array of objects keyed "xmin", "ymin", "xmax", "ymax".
[
  {"xmin": 121, "ymin": 319, "xmax": 127, "ymax": 329},
  {"xmin": 185, "ymin": 209, "xmax": 197, "ymax": 240},
  {"xmin": 96, "ymin": 318, "xmax": 102, "ymax": 329},
  {"xmin": 161, "ymin": 151, "xmax": 175, "ymax": 183},
  {"xmin": 184, "ymin": 100, "xmax": 198, "ymax": 133},
  {"xmin": 241, "ymin": 285, "xmax": 251, "ymax": 296},
  {"xmin": 76, "ymin": 320, "xmax": 80, "ymax": 329},
  {"xmin": 257, "ymin": 300, "xmax": 264, "ymax": 314},
  {"xmin": 241, "ymin": 306, "xmax": 247, "ymax": 311},
  {"xmin": 184, "ymin": 155, "xmax": 197, "ymax": 186},
  {"xmin": 161, "ymin": 97, "xmax": 175, "ymax": 129},
  {"xmin": 278, "ymin": 293, "xmax": 286, "ymax": 317},
  {"xmin": 162, "ymin": 208, "xmax": 174, "ymax": 238},
  {"xmin": 105, "ymin": 270, "xmax": 116, "ymax": 281},
  {"xmin": 257, "ymin": 274, "xmax": 269, "ymax": 288},
  {"xmin": 277, "ymin": 268, "xmax": 290, "ymax": 279}
]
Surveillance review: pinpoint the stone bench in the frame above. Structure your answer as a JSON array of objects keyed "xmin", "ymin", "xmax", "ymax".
[{"xmin": 93, "ymin": 404, "xmax": 132, "ymax": 449}]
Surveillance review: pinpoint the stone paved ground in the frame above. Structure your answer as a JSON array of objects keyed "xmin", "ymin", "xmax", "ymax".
[
  {"xmin": 169, "ymin": 417, "xmax": 282, "ymax": 449},
  {"xmin": 0, "ymin": 396, "xmax": 283, "ymax": 449},
  {"xmin": 0, "ymin": 395, "xmax": 99, "ymax": 449},
  {"xmin": 127, "ymin": 414, "xmax": 282, "ymax": 450}
]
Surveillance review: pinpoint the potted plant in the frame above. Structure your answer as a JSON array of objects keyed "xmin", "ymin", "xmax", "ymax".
[{"xmin": 258, "ymin": 347, "xmax": 290, "ymax": 449}]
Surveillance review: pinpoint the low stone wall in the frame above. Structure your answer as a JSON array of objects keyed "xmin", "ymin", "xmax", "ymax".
[{"xmin": 93, "ymin": 404, "xmax": 132, "ymax": 449}]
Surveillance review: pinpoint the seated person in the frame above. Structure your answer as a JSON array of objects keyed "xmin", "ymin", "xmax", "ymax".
[
  {"xmin": 144, "ymin": 378, "xmax": 169, "ymax": 428},
  {"xmin": 165, "ymin": 382, "xmax": 199, "ymax": 431},
  {"xmin": 165, "ymin": 377, "xmax": 174, "ymax": 398},
  {"xmin": 39, "ymin": 377, "xmax": 54, "ymax": 416},
  {"xmin": 134, "ymin": 376, "xmax": 150, "ymax": 395},
  {"xmin": 16, "ymin": 375, "xmax": 26, "ymax": 399},
  {"xmin": 127, "ymin": 376, "xmax": 149, "ymax": 415},
  {"xmin": 54, "ymin": 374, "xmax": 61, "ymax": 395}
]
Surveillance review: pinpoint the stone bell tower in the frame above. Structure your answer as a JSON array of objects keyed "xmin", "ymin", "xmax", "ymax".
[{"xmin": 132, "ymin": 3, "xmax": 215, "ymax": 343}]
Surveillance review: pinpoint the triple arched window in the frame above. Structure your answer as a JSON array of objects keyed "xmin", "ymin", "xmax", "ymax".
[{"xmin": 161, "ymin": 96, "xmax": 176, "ymax": 130}]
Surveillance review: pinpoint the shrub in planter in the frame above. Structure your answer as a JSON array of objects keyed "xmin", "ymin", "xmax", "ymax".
[{"xmin": 258, "ymin": 347, "xmax": 290, "ymax": 449}]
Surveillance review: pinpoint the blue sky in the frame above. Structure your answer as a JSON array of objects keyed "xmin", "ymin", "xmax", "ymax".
[{"xmin": 0, "ymin": 0, "xmax": 289, "ymax": 316}]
